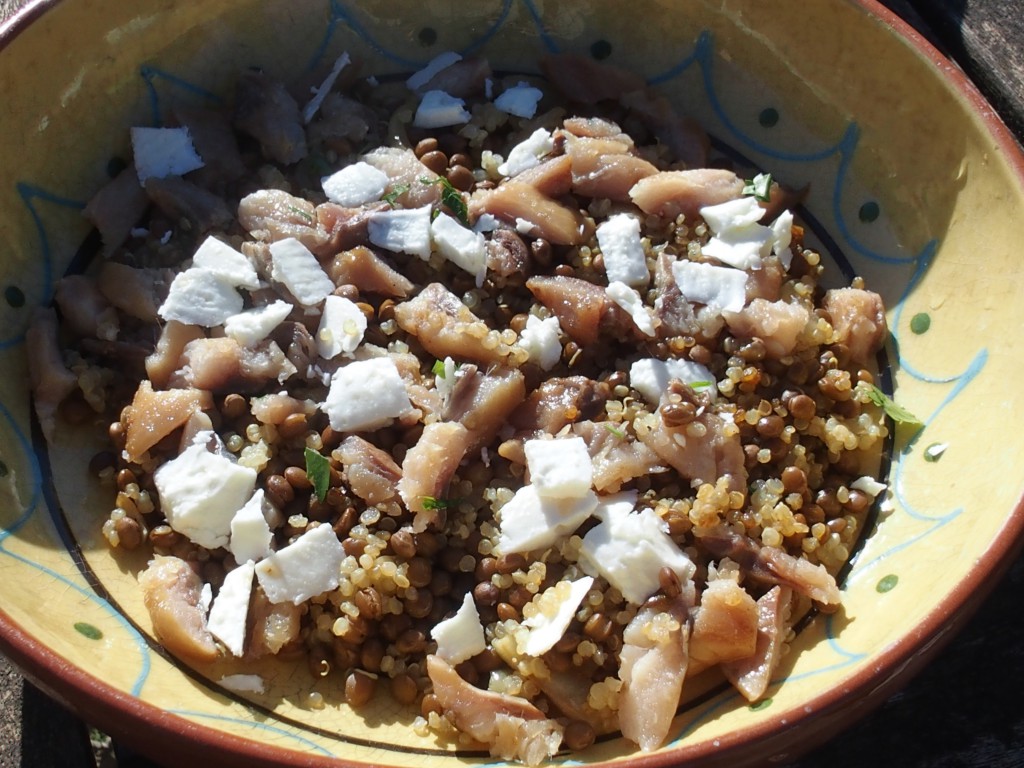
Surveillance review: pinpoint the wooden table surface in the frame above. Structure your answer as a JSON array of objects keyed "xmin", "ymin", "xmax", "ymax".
[{"xmin": 2, "ymin": 1, "xmax": 1023, "ymax": 766}]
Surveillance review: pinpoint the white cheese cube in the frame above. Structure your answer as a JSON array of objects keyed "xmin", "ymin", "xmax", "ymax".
[
  {"xmin": 629, "ymin": 357, "xmax": 716, "ymax": 405},
  {"xmin": 224, "ymin": 300, "xmax": 293, "ymax": 347},
  {"xmin": 191, "ymin": 236, "xmax": 260, "ymax": 290},
  {"xmin": 254, "ymin": 523, "xmax": 344, "ymax": 605},
  {"xmin": 268, "ymin": 238, "xmax": 335, "ymax": 307},
  {"xmin": 851, "ymin": 475, "xmax": 887, "ymax": 497},
  {"xmin": 700, "ymin": 196, "xmax": 766, "ymax": 231},
  {"xmin": 321, "ymin": 161, "xmax": 389, "ymax": 207},
  {"xmin": 158, "ymin": 267, "xmax": 244, "ymax": 327},
  {"xmin": 473, "ymin": 213, "xmax": 499, "ymax": 233},
  {"xmin": 413, "ymin": 90, "xmax": 471, "ymax": 129},
  {"xmin": 525, "ymin": 436, "xmax": 593, "ymax": 499},
  {"xmin": 131, "ymin": 126, "xmax": 205, "ymax": 183},
  {"xmin": 219, "ymin": 674, "xmax": 266, "ymax": 694},
  {"xmin": 771, "ymin": 209, "xmax": 795, "ymax": 269},
  {"xmin": 153, "ymin": 431, "xmax": 257, "ymax": 550},
  {"xmin": 497, "ymin": 486, "xmax": 598, "ymax": 554},
  {"xmin": 303, "ymin": 51, "xmax": 351, "ymax": 124},
  {"xmin": 498, "ymin": 128, "xmax": 554, "ymax": 177},
  {"xmin": 229, "ymin": 490, "xmax": 274, "ymax": 563},
  {"xmin": 671, "ymin": 259, "xmax": 748, "ymax": 313},
  {"xmin": 207, "ymin": 560, "xmax": 255, "ymax": 657},
  {"xmin": 406, "ymin": 51, "xmax": 462, "ymax": 91},
  {"xmin": 494, "ymin": 82, "xmax": 543, "ymax": 119},
  {"xmin": 522, "ymin": 577, "xmax": 594, "ymax": 656},
  {"xmin": 596, "ymin": 214, "xmax": 648, "ymax": 286},
  {"xmin": 316, "ymin": 295, "xmax": 367, "ymax": 359},
  {"xmin": 606, "ymin": 281, "xmax": 655, "ymax": 337},
  {"xmin": 517, "ymin": 315, "xmax": 562, "ymax": 371},
  {"xmin": 322, "ymin": 357, "xmax": 413, "ymax": 432},
  {"xmin": 592, "ymin": 490, "xmax": 639, "ymax": 523},
  {"xmin": 431, "ymin": 213, "xmax": 487, "ymax": 286},
  {"xmin": 431, "ymin": 591, "xmax": 486, "ymax": 665},
  {"xmin": 700, "ymin": 197, "xmax": 772, "ymax": 270},
  {"xmin": 701, "ymin": 224, "xmax": 772, "ymax": 270},
  {"xmin": 580, "ymin": 506, "xmax": 695, "ymax": 605},
  {"xmin": 368, "ymin": 206, "xmax": 433, "ymax": 260}
]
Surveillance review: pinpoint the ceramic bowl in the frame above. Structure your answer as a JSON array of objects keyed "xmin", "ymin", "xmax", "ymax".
[{"xmin": 2, "ymin": 1, "xmax": 1024, "ymax": 766}]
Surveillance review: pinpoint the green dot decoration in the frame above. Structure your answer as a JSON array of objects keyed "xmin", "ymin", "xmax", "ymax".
[
  {"xmin": 858, "ymin": 201, "xmax": 880, "ymax": 222},
  {"xmin": 876, "ymin": 574, "xmax": 899, "ymax": 593},
  {"xmin": 758, "ymin": 107, "xmax": 779, "ymax": 127},
  {"xmin": 74, "ymin": 622, "xmax": 103, "ymax": 640}
]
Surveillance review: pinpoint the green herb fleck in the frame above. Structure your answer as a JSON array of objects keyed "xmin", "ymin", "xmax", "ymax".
[
  {"xmin": 923, "ymin": 442, "xmax": 948, "ymax": 462},
  {"xmin": 74, "ymin": 622, "xmax": 103, "ymax": 640},
  {"xmin": 286, "ymin": 205, "xmax": 314, "ymax": 223},
  {"xmin": 749, "ymin": 697, "xmax": 773, "ymax": 712},
  {"xmin": 604, "ymin": 423, "xmax": 626, "ymax": 438},
  {"xmin": 421, "ymin": 176, "xmax": 470, "ymax": 226},
  {"xmin": 864, "ymin": 384, "xmax": 922, "ymax": 426},
  {"xmin": 432, "ymin": 359, "xmax": 447, "ymax": 377},
  {"xmin": 910, "ymin": 312, "xmax": 931, "ymax": 334},
  {"xmin": 383, "ymin": 183, "xmax": 410, "ymax": 207},
  {"xmin": 304, "ymin": 447, "xmax": 331, "ymax": 503},
  {"xmin": 421, "ymin": 496, "xmax": 456, "ymax": 511},
  {"xmin": 688, "ymin": 380, "xmax": 713, "ymax": 390},
  {"xmin": 876, "ymin": 574, "xmax": 899, "ymax": 593},
  {"xmin": 742, "ymin": 172, "xmax": 773, "ymax": 202}
]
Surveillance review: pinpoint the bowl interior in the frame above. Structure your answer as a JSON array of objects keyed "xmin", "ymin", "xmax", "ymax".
[{"xmin": 2, "ymin": 1, "xmax": 1024, "ymax": 765}]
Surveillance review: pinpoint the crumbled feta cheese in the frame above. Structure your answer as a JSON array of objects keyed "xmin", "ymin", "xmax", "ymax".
[
  {"xmin": 191, "ymin": 236, "xmax": 260, "ymax": 290},
  {"xmin": 515, "ymin": 217, "xmax": 537, "ymax": 236},
  {"xmin": 851, "ymin": 476, "xmax": 887, "ymax": 497},
  {"xmin": 268, "ymin": 238, "xmax": 335, "ymax": 307},
  {"xmin": 924, "ymin": 442, "xmax": 948, "ymax": 461},
  {"xmin": 406, "ymin": 51, "xmax": 462, "ymax": 91},
  {"xmin": 497, "ymin": 486, "xmax": 597, "ymax": 554},
  {"xmin": 579, "ymin": 505, "xmax": 695, "ymax": 605},
  {"xmin": 413, "ymin": 90, "xmax": 471, "ymax": 129},
  {"xmin": 494, "ymin": 82, "xmax": 543, "ymax": 119},
  {"xmin": 431, "ymin": 591, "xmax": 486, "ymax": 665},
  {"xmin": 316, "ymin": 295, "xmax": 367, "ymax": 359},
  {"xmin": 153, "ymin": 431, "xmax": 257, "ymax": 550},
  {"xmin": 207, "ymin": 560, "xmax": 255, "ymax": 657},
  {"xmin": 199, "ymin": 582, "xmax": 213, "ymax": 616},
  {"xmin": 321, "ymin": 161, "xmax": 389, "ymax": 207},
  {"xmin": 498, "ymin": 128, "xmax": 554, "ymax": 177},
  {"xmin": 524, "ymin": 436, "xmax": 593, "ymax": 499},
  {"xmin": 771, "ymin": 209, "xmax": 795, "ymax": 269},
  {"xmin": 254, "ymin": 524, "xmax": 345, "ymax": 605},
  {"xmin": 224, "ymin": 300, "xmax": 293, "ymax": 347},
  {"xmin": 629, "ymin": 357, "xmax": 716, "ymax": 405},
  {"xmin": 431, "ymin": 213, "xmax": 487, "ymax": 286},
  {"xmin": 606, "ymin": 281, "xmax": 655, "ymax": 337},
  {"xmin": 230, "ymin": 489, "xmax": 274, "ymax": 563},
  {"xmin": 592, "ymin": 490, "xmax": 639, "ymax": 522},
  {"xmin": 219, "ymin": 674, "xmax": 266, "ymax": 694},
  {"xmin": 521, "ymin": 577, "xmax": 594, "ymax": 657},
  {"xmin": 368, "ymin": 206, "xmax": 433, "ymax": 260},
  {"xmin": 671, "ymin": 259, "xmax": 748, "ymax": 313},
  {"xmin": 303, "ymin": 51, "xmax": 351, "ymax": 123},
  {"xmin": 158, "ymin": 268, "xmax": 244, "ymax": 327},
  {"xmin": 517, "ymin": 315, "xmax": 562, "ymax": 371},
  {"xmin": 131, "ymin": 126, "xmax": 204, "ymax": 183},
  {"xmin": 322, "ymin": 357, "xmax": 413, "ymax": 432},
  {"xmin": 474, "ymin": 213, "xmax": 499, "ymax": 233},
  {"xmin": 701, "ymin": 196, "xmax": 766, "ymax": 232},
  {"xmin": 596, "ymin": 214, "xmax": 648, "ymax": 286},
  {"xmin": 700, "ymin": 196, "xmax": 772, "ymax": 270}
]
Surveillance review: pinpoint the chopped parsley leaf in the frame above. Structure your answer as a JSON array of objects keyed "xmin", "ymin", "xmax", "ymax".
[
  {"xmin": 382, "ymin": 183, "xmax": 410, "ymax": 207},
  {"xmin": 742, "ymin": 172, "xmax": 773, "ymax": 203},
  {"xmin": 421, "ymin": 176, "xmax": 470, "ymax": 226},
  {"xmin": 864, "ymin": 384, "xmax": 922, "ymax": 426},
  {"xmin": 304, "ymin": 447, "xmax": 331, "ymax": 503}
]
